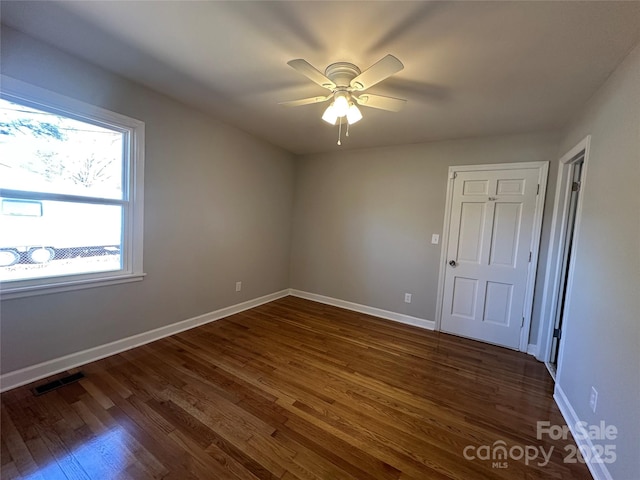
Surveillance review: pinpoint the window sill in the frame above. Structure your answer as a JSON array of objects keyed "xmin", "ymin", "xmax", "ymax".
[{"xmin": 0, "ymin": 273, "xmax": 146, "ymax": 300}]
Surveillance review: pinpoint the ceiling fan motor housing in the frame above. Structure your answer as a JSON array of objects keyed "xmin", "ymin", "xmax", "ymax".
[{"xmin": 324, "ymin": 62, "xmax": 361, "ymax": 89}]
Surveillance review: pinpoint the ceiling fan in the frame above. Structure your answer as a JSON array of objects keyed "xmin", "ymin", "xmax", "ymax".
[{"xmin": 280, "ymin": 54, "xmax": 406, "ymax": 144}]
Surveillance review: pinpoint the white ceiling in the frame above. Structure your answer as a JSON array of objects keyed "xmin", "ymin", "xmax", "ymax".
[{"xmin": 2, "ymin": 1, "xmax": 640, "ymax": 155}]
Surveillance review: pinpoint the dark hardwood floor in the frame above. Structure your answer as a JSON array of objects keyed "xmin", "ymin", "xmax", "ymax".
[{"xmin": 1, "ymin": 296, "xmax": 590, "ymax": 479}]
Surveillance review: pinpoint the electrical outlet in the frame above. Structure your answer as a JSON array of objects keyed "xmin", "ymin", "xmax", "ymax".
[
  {"xmin": 235, "ymin": 281, "xmax": 242, "ymax": 292},
  {"xmin": 431, "ymin": 234, "xmax": 440, "ymax": 244},
  {"xmin": 404, "ymin": 293, "xmax": 412, "ymax": 303},
  {"xmin": 589, "ymin": 387, "xmax": 598, "ymax": 413}
]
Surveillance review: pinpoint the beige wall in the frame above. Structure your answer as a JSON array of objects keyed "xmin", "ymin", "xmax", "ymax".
[
  {"xmin": 554, "ymin": 44, "xmax": 640, "ymax": 479},
  {"xmin": 290, "ymin": 132, "xmax": 561, "ymax": 340},
  {"xmin": 0, "ymin": 27, "xmax": 295, "ymax": 373}
]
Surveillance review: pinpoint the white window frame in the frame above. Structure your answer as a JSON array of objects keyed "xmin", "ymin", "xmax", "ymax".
[{"xmin": 0, "ymin": 76, "xmax": 145, "ymax": 299}]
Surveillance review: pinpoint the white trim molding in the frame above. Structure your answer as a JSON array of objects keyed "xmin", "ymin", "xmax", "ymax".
[
  {"xmin": 0, "ymin": 289, "xmax": 289, "ymax": 392},
  {"xmin": 1, "ymin": 289, "xmax": 435, "ymax": 392},
  {"xmin": 536, "ymin": 136, "xmax": 591, "ymax": 364},
  {"xmin": 554, "ymin": 384, "xmax": 612, "ymax": 480},
  {"xmin": 289, "ymin": 289, "xmax": 435, "ymax": 331},
  {"xmin": 0, "ymin": 75, "xmax": 146, "ymax": 299}
]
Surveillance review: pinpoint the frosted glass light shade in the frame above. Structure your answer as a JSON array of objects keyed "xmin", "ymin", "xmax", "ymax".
[
  {"xmin": 333, "ymin": 94, "xmax": 350, "ymax": 117},
  {"xmin": 346, "ymin": 104, "xmax": 362, "ymax": 124},
  {"xmin": 322, "ymin": 104, "xmax": 338, "ymax": 124}
]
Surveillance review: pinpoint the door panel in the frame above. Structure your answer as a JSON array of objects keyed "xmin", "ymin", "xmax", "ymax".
[
  {"xmin": 441, "ymin": 168, "xmax": 539, "ymax": 349},
  {"xmin": 458, "ymin": 203, "xmax": 486, "ymax": 263},
  {"xmin": 463, "ymin": 179, "xmax": 489, "ymax": 195},
  {"xmin": 451, "ymin": 277, "xmax": 479, "ymax": 318},
  {"xmin": 489, "ymin": 203, "xmax": 522, "ymax": 267},
  {"xmin": 496, "ymin": 178, "xmax": 525, "ymax": 195},
  {"xmin": 484, "ymin": 281, "xmax": 513, "ymax": 325}
]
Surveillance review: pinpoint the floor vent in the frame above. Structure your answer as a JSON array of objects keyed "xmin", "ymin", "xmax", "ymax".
[{"xmin": 32, "ymin": 371, "xmax": 85, "ymax": 396}]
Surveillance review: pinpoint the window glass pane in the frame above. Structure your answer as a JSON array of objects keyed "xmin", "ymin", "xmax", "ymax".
[
  {"xmin": 0, "ymin": 199, "xmax": 122, "ymax": 281},
  {"xmin": 0, "ymin": 98, "xmax": 124, "ymax": 200}
]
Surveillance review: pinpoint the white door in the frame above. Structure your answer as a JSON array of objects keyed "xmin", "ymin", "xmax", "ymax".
[{"xmin": 441, "ymin": 167, "xmax": 540, "ymax": 349}]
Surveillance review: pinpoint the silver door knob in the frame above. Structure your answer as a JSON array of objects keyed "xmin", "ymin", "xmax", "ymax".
[{"xmin": 449, "ymin": 260, "xmax": 457, "ymax": 267}]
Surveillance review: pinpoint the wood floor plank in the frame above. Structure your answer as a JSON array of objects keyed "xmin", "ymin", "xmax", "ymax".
[
  {"xmin": 33, "ymin": 422, "xmax": 91, "ymax": 480},
  {"xmin": 166, "ymin": 427, "xmax": 246, "ymax": 480},
  {"xmin": 278, "ymin": 415, "xmax": 402, "ymax": 480},
  {"xmin": 0, "ymin": 405, "xmax": 45, "ymax": 479},
  {"xmin": 0, "ymin": 436, "xmax": 13, "ymax": 467},
  {"xmin": 1, "ymin": 297, "xmax": 592, "ymax": 479}
]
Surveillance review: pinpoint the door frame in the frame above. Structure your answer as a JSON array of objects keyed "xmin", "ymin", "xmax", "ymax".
[
  {"xmin": 536, "ymin": 136, "xmax": 591, "ymax": 371},
  {"xmin": 435, "ymin": 161, "xmax": 549, "ymax": 352}
]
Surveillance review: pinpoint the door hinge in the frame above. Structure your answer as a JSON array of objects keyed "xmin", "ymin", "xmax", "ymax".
[
  {"xmin": 553, "ymin": 328, "xmax": 562, "ymax": 340},
  {"xmin": 529, "ymin": 251, "xmax": 532, "ymax": 262},
  {"xmin": 537, "ymin": 184, "xmax": 540, "ymax": 195},
  {"xmin": 451, "ymin": 171, "xmax": 458, "ymax": 179},
  {"xmin": 521, "ymin": 316, "xmax": 525, "ymax": 327},
  {"xmin": 572, "ymin": 181, "xmax": 581, "ymax": 192}
]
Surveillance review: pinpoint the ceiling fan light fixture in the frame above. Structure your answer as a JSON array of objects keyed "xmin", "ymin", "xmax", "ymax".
[
  {"xmin": 322, "ymin": 103, "xmax": 338, "ymax": 124},
  {"xmin": 333, "ymin": 92, "xmax": 350, "ymax": 117},
  {"xmin": 346, "ymin": 103, "xmax": 362, "ymax": 124},
  {"xmin": 284, "ymin": 55, "xmax": 405, "ymax": 144}
]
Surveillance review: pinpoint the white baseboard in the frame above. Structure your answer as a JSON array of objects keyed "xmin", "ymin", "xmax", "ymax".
[
  {"xmin": 544, "ymin": 361, "xmax": 557, "ymax": 382},
  {"xmin": 554, "ymin": 384, "xmax": 611, "ymax": 480},
  {"xmin": 289, "ymin": 289, "xmax": 435, "ymax": 331},
  {"xmin": 1, "ymin": 289, "xmax": 436, "ymax": 392},
  {"xmin": 0, "ymin": 289, "xmax": 289, "ymax": 393},
  {"xmin": 527, "ymin": 343, "xmax": 538, "ymax": 356}
]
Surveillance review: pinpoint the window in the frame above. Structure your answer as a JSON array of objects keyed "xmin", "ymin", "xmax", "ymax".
[{"xmin": 0, "ymin": 76, "xmax": 145, "ymax": 298}]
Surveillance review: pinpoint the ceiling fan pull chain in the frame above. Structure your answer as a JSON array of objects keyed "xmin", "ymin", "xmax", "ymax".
[
  {"xmin": 337, "ymin": 117, "xmax": 342, "ymax": 146},
  {"xmin": 346, "ymin": 121, "xmax": 350, "ymax": 137}
]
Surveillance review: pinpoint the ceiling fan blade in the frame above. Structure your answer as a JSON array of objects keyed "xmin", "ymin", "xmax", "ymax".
[
  {"xmin": 278, "ymin": 95, "xmax": 332, "ymax": 107},
  {"xmin": 353, "ymin": 93, "xmax": 406, "ymax": 112},
  {"xmin": 287, "ymin": 59, "xmax": 336, "ymax": 90},
  {"xmin": 350, "ymin": 55, "xmax": 404, "ymax": 91}
]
